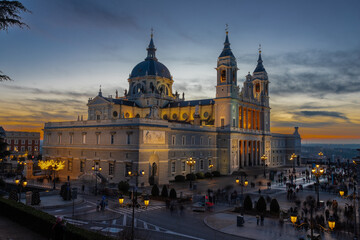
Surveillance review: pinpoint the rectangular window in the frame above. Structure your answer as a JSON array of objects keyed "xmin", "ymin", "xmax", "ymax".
[
  {"xmin": 221, "ymin": 118, "xmax": 225, "ymax": 129},
  {"xmin": 96, "ymin": 115, "xmax": 101, "ymax": 120},
  {"xmin": 22, "ymin": 140, "xmax": 25, "ymax": 144},
  {"xmin": 21, "ymin": 146, "xmax": 25, "ymax": 151},
  {"xmin": 200, "ymin": 137, "xmax": 203, "ymax": 145},
  {"xmin": 69, "ymin": 134, "xmax": 73, "ymax": 144},
  {"xmin": 96, "ymin": 134, "xmax": 100, "ymax": 144},
  {"xmin": 208, "ymin": 137, "xmax": 211, "ymax": 146},
  {"xmin": 28, "ymin": 140, "xmax": 32, "ymax": 145},
  {"xmin": 109, "ymin": 162, "xmax": 114, "ymax": 175},
  {"xmin": 80, "ymin": 160, "xmax": 85, "ymax": 172},
  {"xmin": 127, "ymin": 134, "xmax": 130, "ymax": 145},
  {"xmin": 34, "ymin": 146, "xmax": 38, "ymax": 152},
  {"xmin": 7, "ymin": 139, "xmax": 11, "ymax": 144},
  {"xmin": 14, "ymin": 146, "xmax": 18, "ymax": 152},
  {"xmin": 82, "ymin": 134, "xmax": 86, "ymax": 144},
  {"xmin": 171, "ymin": 162, "xmax": 176, "ymax": 173},
  {"xmin": 172, "ymin": 135, "xmax": 176, "ymax": 145},
  {"xmin": 182, "ymin": 136, "xmax": 186, "ymax": 145},
  {"xmin": 58, "ymin": 134, "xmax": 62, "ymax": 144},
  {"xmin": 35, "ymin": 140, "xmax": 38, "ymax": 144},
  {"xmin": 15, "ymin": 139, "xmax": 18, "ymax": 144},
  {"xmin": 28, "ymin": 146, "xmax": 32, "ymax": 152},
  {"xmin": 200, "ymin": 160, "xmax": 204, "ymax": 170},
  {"xmin": 233, "ymin": 118, "xmax": 236, "ymax": 127},
  {"xmin": 191, "ymin": 136, "xmax": 195, "ymax": 145},
  {"xmin": 68, "ymin": 159, "xmax": 73, "ymax": 171},
  {"xmin": 111, "ymin": 135, "xmax": 114, "ymax": 145},
  {"xmin": 182, "ymin": 161, "xmax": 186, "ymax": 171}
]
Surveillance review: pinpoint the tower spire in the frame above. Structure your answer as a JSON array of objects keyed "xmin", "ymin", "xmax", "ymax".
[
  {"xmin": 146, "ymin": 28, "xmax": 157, "ymax": 61},
  {"xmin": 219, "ymin": 24, "xmax": 234, "ymax": 58},
  {"xmin": 98, "ymin": 85, "xmax": 102, "ymax": 97},
  {"xmin": 254, "ymin": 44, "xmax": 266, "ymax": 73}
]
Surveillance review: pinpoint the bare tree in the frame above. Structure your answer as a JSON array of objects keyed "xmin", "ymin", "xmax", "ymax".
[{"xmin": 0, "ymin": 0, "xmax": 30, "ymax": 82}]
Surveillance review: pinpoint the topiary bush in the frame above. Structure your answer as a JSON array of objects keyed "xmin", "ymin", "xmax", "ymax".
[
  {"xmin": 151, "ymin": 184, "xmax": 159, "ymax": 197},
  {"xmin": 31, "ymin": 190, "xmax": 41, "ymax": 205},
  {"xmin": 186, "ymin": 173, "xmax": 196, "ymax": 181},
  {"xmin": 196, "ymin": 172, "xmax": 204, "ymax": 179},
  {"xmin": 270, "ymin": 198, "xmax": 280, "ymax": 214},
  {"xmin": 204, "ymin": 172, "xmax": 212, "ymax": 178},
  {"xmin": 161, "ymin": 185, "xmax": 168, "ymax": 198},
  {"xmin": 174, "ymin": 175, "xmax": 186, "ymax": 182},
  {"xmin": 118, "ymin": 181, "xmax": 130, "ymax": 194},
  {"xmin": 169, "ymin": 188, "xmax": 177, "ymax": 199},
  {"xmin": 244, "ymin": 195, "xmax": 252, "ymax": 211},
  {"xmin": 256, "ymin": 196, "xmax": 267, "ymax": 213},
  {"xmin": 212, "ymin": 171, "xmax": 221, "ymax": 177}
]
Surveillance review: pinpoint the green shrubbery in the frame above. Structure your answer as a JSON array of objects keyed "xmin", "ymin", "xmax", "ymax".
[
  {"xmin": 174, "ymin": 175, "xmax": 185, "ymax": 182},
  {"xmin": 151, "ymin": 184, "xmax": 159, "ymax": 197},
  {"xmin": 244, "ymin": 195, "xmax": 253, "ymax": 211},
  {"xmin": 118, "ymin": 181, "xmax": 130, "ymax": 194},
  {"xmin": 186, "ymin": 173, "xmax": 196, "ymax": 181},
  {"xmin": 256, "ymin": 196, "xmax": 267, "ymax": 213},
  {"xmin": 195, "ymin": 172, "xmax": 204, "ymax": 179},
  {"xmin": 161, "ymin": 185, "xmax": 168, "ymax": 198},
  {"xmin": 270, "ymin": 198, "xmax": 280, "ymax": 214},
  {"xmin": 211, "ymin": 171, "xmax": 221, "ymax": 177},
  {"xmin": 204, "ymin": 172, "xmax": 212, "ymax": 178},
  {"xmin": 169, "ymin": 188, "xmax": 177, "ymax": 199}
]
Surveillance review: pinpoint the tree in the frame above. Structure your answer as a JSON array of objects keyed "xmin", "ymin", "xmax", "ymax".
[
  {"xmin": 244, "ymin": 195, "xmax": 253, "ymax": 211},
  {"xmin": 0, "ymin": 0, "xmax": 30, "ymax": 82},
  {"xmin": 31, "ymin": 190, "xmax": 41, "ymax": 205},
  {"xmin": 151, "ymin": 184, "xmax": 159, "ymax": 197},
  {"xmin": 161, "ymin": 185, "xmax": 168, "ymax": 198},
  {"xmin": 169, "ymin": 188, "xmax": 177, "ymax": 199},
  {"xmin": 270, "ymin": 198, "xmax": 280, "ymax": 214},
  {"xmin": 256, "ymin": 196, "xmax": 266, "ymax": 213}
]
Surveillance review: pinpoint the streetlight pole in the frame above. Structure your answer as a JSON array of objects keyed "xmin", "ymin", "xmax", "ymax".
[
  {"xmin": 290, "ymin": 153, "xmax": 297, "ymax": 173},
  {"xmin": 236, "ymin": 173, "xmax": 248, "ymax": 216},
  {"xmin": 261, "ymin": 155, "xmax": 267, "ymax": 178},
  {"xmin": 92, "ymin": 164, "xmax": 102, "ymax": 196},
  {"xmin": 312, "ymin": 164, "xmax": 324, "ymax": 207},
  {"xmin": 128, "ymin": 169, "xmax": 144, "ymax": 240},
  {"xmin": 186, "ymin": 157, "xmax": 196, "ymax": 189},
  {"xmin": 15, "ymin": 177, "xmax": 27, "ymax": 203}
]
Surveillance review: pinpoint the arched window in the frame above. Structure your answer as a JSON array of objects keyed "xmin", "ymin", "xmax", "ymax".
[
  {"xmin": 221, "ymin": 70, "xmax": 226, "ymax": 82},
  {"xmin": 256, "ymin": 83, "xmax": 260, "ymax": 93}
]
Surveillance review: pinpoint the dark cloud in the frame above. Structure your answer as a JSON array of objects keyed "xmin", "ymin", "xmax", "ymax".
[
  {"xmin": 294, "ymin": 111, "xmax": 349, "ymax": 120},
  {"xmin": 267, "ymin": 49, "xmax": 360, "ymax": 96},
  {"xmin": 271, "ymin": 121, "xmax": 334, "ymax": 128}
]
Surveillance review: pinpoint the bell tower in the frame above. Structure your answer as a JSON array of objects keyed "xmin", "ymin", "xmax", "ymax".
[{"xmin": 216, "ymin": 28, "xmax": 238, "ymax": 98}]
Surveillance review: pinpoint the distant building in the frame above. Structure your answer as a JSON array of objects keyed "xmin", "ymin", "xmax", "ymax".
[
  {"xmin": 5, "ymin": 130, "xmax": 40, "ymax": 159},
  {"xmin": 43, "ymin": 31, "xmax": 301, "ymax": 186}
]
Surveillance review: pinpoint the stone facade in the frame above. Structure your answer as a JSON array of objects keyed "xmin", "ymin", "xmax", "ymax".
[{"xmin": 43, "ymin": 32, "xmax": 301, "ymax": 186}]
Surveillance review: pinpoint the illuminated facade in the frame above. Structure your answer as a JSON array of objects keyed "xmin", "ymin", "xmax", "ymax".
[
  {"xmin": 4, "ymin": 130, "xmax": 40, "ymax": 158},
  {"xmin": 43, "ymin": 32, "xmax": 301, "ymax": 186}
]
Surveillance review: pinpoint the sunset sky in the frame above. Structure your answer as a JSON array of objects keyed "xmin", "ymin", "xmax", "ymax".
[{"xmin": 0, "ymin": 0, "xmax": 359, "ymax": 143}]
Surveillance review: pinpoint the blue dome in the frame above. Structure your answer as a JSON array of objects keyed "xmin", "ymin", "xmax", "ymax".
[{"xmin": 130, "ymin": 59, "xmax": 171, "ymax": 79}]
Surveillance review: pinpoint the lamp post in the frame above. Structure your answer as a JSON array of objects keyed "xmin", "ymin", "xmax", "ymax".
[
  {"xmin": 235, "ymin": 172, "xmax": 248, "ymax": 216},
  {"xmin": 318, "ymin": 152, "xmax": 324, "ymax": 164},
  {"xmin": 261, "ymin": 155, "xmax": 267, "ymax": 178},
  {"xmin": 186, "ymin": 157, "xmax": 196, "ymax": 189},
  {"xmin": 91, "ymin": 164, "xmax": 102, "ymax": 196},
  {"xmin": 290, "ymin": 153, "xmax": 297, "ymax": 173},
  {"xmin": 339, "ymin": 183, "xmax": 357, "ymax": 238},
  {"xmin": 15, "ymin": 177, "xmax": 27, "ymax": 203},
  {"xmin": 312, "ymin": 164, "xmax": 324, "ymax": 207},
  {"xmin": 128, "ymin": 169, "xmax": 145, "ymax": 240}
]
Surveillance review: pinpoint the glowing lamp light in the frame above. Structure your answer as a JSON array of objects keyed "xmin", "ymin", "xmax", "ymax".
[
  {"xmin": 339, "ymin": 190, "xmax": 344, "ymax": 197},
  {"xmin": 144, "ymin": 196, "xmax": 150, "ymax": 207},
  {"xmin": 320, "ymin": 169, "xmax": 324, "ymax": 174},
  {"xmin": 312, "ymin": 169, "xmax": 316, "ymax": 174},
  {"xmin": 99, "ymin": 167, "xmax": 102, "ymax": 171},
  {"xmin": 140, "ymin": 170, "xmax": 145, "ymax": 176},
  {"xmin": 92, "ymin": 166, "xmax": 95, "ymax": 170},
  {"xmin": 22, "ymin": 181, "xmax": 27, "ymax": 187},
  {"xmin": 290, "ymin": 214, "xmax": 297, "ymax": 224},
  {"xmin": 15, "ymin": 179, "xmax": 20, "ymax": 185},
  {"xmin": 128, "ymin": 171, "xmax": 132, "ymax": 176},
  {"xmin": 244, "ymin": 180, "xmax": 249, "ymax": 187},
  {"xmin": 328, "ymin": 216, "xmax": 335, "ymax": 230},
  {"xmin": 316, "ymin": 164, "xmax": 320, "ymax": 168},
  {"xmin": 235, "ymin": 177, "xmax": 240, "ymax": 184},
  {"xmin": 118, "ymin": 195, "xmax": 124, "ymax": 205}
]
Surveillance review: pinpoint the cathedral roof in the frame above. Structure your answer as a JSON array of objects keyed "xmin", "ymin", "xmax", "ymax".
[
  {"xmin": 253, "ymin": 51, "xmax": 266, "ymax": 73},
  {"xmin": 219, "ymin": 32, "xmax": 235, "ymax": 58},
  {"xmin": 130, "ymin": 34, "xmax": 172, "ymax": 79},
  {"xmin": 167, "ymin": 99, "xmax": 214, "ymax": 108}
]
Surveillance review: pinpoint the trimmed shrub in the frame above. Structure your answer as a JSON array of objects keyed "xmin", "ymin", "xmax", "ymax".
[
  {"xmin": 151, "ymin": 184, "xmax": 159, "ymax": 197},
  {"xmin": 196, "ymin": 172, "xmax": 204, "ymax": 179},
  {"xmin": 60, "ymin": 184, "xmax": 72, "ymax": 201},
  {"xmin": 244, "ymin": 195, "xmax": 252, "ymax": 211},
  {"xmin": 212, "ymin": 171, "xmax": 221, "ymax": 177},
  {"xmin": 204, "ymin": 172, "xmax": 212, "ymax": 178},
  {"xmin": 118, "ymin": 181, "xmax": 130, "ymax": 194},
  {"xmin": 270, "ymin": 198, "xmax": 280, "ymax": 214},
  {"xmin": 31, "ymin": 190, "xmax": 41, "ymax": 205},
  {"xmin": 169, "ymin": 188, "xmax": 177, "ymax": 199},
  {"xmin": 256, "ymin": 196, "xmax": 267, "ymax": 213},
  {"xmin": 174, "ymin": 175, "xmax": 185, "ymax": 182},
  {"xmin": 161, "ymin": 185, "xmax": 168, "ymax": 198},
  {"xmin": 186, "ymin": 173, "xmax": 196, "ymax": 181}
]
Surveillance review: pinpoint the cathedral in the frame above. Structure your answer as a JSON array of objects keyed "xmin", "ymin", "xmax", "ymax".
[{"xmin": 43, "ymin": 31, "xmax": 301, "ymax": 186}]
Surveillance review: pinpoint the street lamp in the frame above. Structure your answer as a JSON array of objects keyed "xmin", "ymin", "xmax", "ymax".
[
  {"xmin": 318, "ymin": 152, "xmax": 324, "ymax": 164},
  {"xmin": 92, "ymin": 164, "xmax": 102, "ymax": 196},
  {"xmin": 339, "ymin": 184, "xmax": 357, "ymax": 238},
  {"xmin": 15, "ymin": 177, "xmax": 27, "ymax": 202},
  {"xmin": 186, "ymin": 157, "xmax": 196, "ymax": 189},
  {"xmin": 118, "ymin": 194, "xmax": 124, "ymax": 207},
  {"xmin": 261, "ymin": 155, "xmax": 267, "ymax": 178},
  {"xmin": 235, "ymin": 172, "xmax": 248, "ymax": 216},
  {"xmin": 290, "ymin": 153, "xmax": 297, "ymax": 173},
  {"xmin": 128, "ymin": 169, "xmax": 145, "ymax": 240},
  {"xmin": 312, "ymin": 164, "xmax": 324, "ymax": 207}
]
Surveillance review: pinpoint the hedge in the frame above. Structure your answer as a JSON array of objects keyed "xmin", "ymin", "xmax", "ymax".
[{"xmin": 0, "ymin": 197, "xmax": 115, "ymax": 240}]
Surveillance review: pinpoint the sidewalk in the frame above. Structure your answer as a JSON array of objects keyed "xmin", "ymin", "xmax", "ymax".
[{"xmin": 204, "ymin": 212, "xmax": 351, "ymax": 240}]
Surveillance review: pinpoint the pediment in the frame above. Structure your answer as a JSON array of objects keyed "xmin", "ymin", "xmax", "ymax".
[{"xmin": 88, "ymin": 96, "xmax": 110, "ymax": 106}]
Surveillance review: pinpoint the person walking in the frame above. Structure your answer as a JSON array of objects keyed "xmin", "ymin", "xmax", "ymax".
[
  {"xmin": 260, "ymin": 214, "xmax": 264, "ymax": 226},
  {"xmin": 256, "ymin": 214, "xmax": 260, "ymax": 225},
  {"xmin": 51, "ymin": 217, "xmax": 65, "ymax": 240}
]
